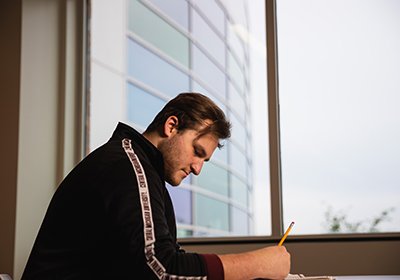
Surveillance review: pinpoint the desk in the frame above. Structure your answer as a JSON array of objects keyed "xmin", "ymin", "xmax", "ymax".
[{"xmin": 336, "ymin": 276, "xmax": 400, "ymax": 280}]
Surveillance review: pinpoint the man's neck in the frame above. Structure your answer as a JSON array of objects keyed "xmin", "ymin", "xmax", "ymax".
[{"xmin": 142, "ymin": 131, "xmax": 161, "ymax": 149}]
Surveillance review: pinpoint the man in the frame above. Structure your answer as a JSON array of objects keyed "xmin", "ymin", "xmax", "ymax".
[{"xmin": 23, "ymin": 93, "xmax": 290, "ymax": 279}]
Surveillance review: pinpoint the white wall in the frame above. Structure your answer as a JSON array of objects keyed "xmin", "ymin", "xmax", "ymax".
[{"xmin": 0, "ymin": 1, "xmax": 85, "ymax": 278}]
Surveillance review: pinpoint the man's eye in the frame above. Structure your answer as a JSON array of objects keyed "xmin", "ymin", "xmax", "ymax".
[{"xmin": 194, "ymin": 148, "xmax": 202, "ymax": 157}]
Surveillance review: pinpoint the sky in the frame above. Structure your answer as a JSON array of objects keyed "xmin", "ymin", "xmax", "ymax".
[
  {"xmin": 247, "ymin": 0, "xmax": 400, "ymax": 235},
  {"xmin": 275, "ymin": 0, "xmax": 400, "ymax": 234}
]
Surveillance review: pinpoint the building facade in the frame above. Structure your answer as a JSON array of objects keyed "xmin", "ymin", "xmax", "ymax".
[{"xmin": 90, "ymin": 0, "xmax": 254, "ymax": 237}]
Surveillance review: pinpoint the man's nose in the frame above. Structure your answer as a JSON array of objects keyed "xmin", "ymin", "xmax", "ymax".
[{"xmin": 190, "ymin": 160, "xmax": 204, "ymax": 176}]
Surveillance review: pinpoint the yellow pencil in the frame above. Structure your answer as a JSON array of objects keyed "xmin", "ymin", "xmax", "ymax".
[{"xmin": 278, "ymin": 221, "xmax": 295, "ymax": 246}]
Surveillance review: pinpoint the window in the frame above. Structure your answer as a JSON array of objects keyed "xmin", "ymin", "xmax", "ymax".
[
  {"xmin": 127, "ymin": 38, "xmax": 190, "ymax": 97},
  {"xmin": 192, "ymin": 9, "xmax": 225, "ymax": 67},
  {"xmin": 128, "ymin": 0, "xmax": 189, "ymax": 67},
  {"xmin": 147, "ymin": 0, "xmax": 189, "ymax": 31},
  {"xmin": 277, "ymin": 0, "xmax": 400, "ymax": 234},
  {"xmin": 230, "ymin": 175, "xmax": 248, "ymax": 207},
  {"xmin": 197, "ymin": 162, "xmax": 229, "ymax": 196},
  {"xmin": 170, "ymin": 187, "xmax": 192, "ymax": 225},
  {"xmin": 191, "ymin": 45, "xmax": 226, "ymax": 98},
  {"xmin": 195, "ymin": 194, "xmax": 230, "ymax": 233},
  {"xmin": 88, "ymin": 0, "xmax": 399, "ymax": 238},
  {"xmin": 126, "ymin": 84, "xmax": 165, "ymax": 129},
  {"xmin": 89, "ymin": 0, "xmax": 266, "ymax": 238}
]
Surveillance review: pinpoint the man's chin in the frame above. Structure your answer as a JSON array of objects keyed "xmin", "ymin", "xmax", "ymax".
[{"xmin": 166, "ymin": 177, "xmax": 182, "ymax": 187}]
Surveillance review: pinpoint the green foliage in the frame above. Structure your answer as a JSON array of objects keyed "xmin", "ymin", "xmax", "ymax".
[{"xmin": 323, "ymin": 206, "xmax": 395, "ymax": 233}]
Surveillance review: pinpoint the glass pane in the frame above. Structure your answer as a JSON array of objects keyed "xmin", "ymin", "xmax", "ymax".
[
  {"xmin": 231, "ymin": 206, "xmax": 249, "ymax": 235},
  {"xmin": 220, "ymin": 0, "xmax": 247, "ymax": 26},
  {"xmin": 128, "ymin": 0, "xmax": 189, "ymax": 67},
  {"xmin": 167, "ymin": 186, "xmax": 192, "ymax": 225},
  {"xmin": 194, "ymin": 194, "xmax": 229, "ymax": 232},
  {"xmin": 147, "ymin": 0, "xmax": 189, "ymax": 31},
  {"xmin": 127, "ymin": 38, "xmax": 190, "ymax": 97},
  {"xmin": 192, "ymin": 9, "xmax": 226, "ymax": 67},
  {"xmin": 177, "ymin": 229, "xmax": 193, "ymax": 237},
  {"xmin": 230, "ymin": 174, "xmax": 247, "ymax": 206},
  {"xmin": 230, "ymin": 143, "xmax": 247, "ymax": 178},
  {"xmin": 89, "ymin": 0, "xmax": 269, "ymax": 238},
  {"xmin": 229, "ymin": 83, "xmax": 246, "ymax": 117},
  {"xmin": 278, "ymin": 0, "xmax": 400, "ymax": 234},
  {"xmin": 227, "ymin": 23, "xmax": 245, "ymax": 66},
  {"xmin": 127, "ymin": 84, "xmax": 165, "ymax": 128},
  {"xmin": 193, "ymin": 0, "xmax": 225, "ymax": 35},
  {"xmin": 191, "ymin": 44, "xmax": 226, "ymax": 98},
  {"xmin": 211, "ymin": 144, "xmax": 228, "ymax": 165},
  {"xmin": 228, "ymin": 51, "xmax": 244, "ymax": 93},
  {"xmin": 196, "ymin": 162, "xmax": 229, "ymax": 196},
  {"xmin": 192, "ymin": 81, "xmax": 227, "ymax": 112},
  {"xmin": 230, "ymin": 113, "xmax": 246, "ymax": 148}
]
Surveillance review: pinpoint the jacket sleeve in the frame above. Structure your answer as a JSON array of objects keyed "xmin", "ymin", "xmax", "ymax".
[{"xmin": 200, "ymin": 254, "xmax": 225, "ymax": 280}]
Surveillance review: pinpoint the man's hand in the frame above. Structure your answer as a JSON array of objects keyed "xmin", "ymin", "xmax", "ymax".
[
  {"xmin": 253, "ymin": 245, "xmax": 291, "ymax": 279},
  {"xmin": 219, "ymin": 245, "xmax": 291, "ymax": 280}
]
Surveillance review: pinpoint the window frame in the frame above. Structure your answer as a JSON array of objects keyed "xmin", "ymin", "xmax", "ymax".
[
  {"xmin": 178, "ymin": 0, "xmax": 400, "ymax": 243},
  {"xmin": 82, "ymin": 0, "xmax": 400, "ymax": 274},
  {"xmin": 84, "ymin": 0, "xmax": 400, "ymax": 243}
]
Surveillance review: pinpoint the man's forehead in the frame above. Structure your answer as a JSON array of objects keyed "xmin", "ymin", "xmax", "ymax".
[
  {"xmin": 181, "ymin": 119, "xmax": 220, "ymax": 147},
  {"xmin": 193, "ymin": 132, "xmax": 219, "ymax": 147}
]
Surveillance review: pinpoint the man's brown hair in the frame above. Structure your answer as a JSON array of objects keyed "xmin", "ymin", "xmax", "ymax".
[{"xmin": 145, "ymin": 92, "xmax": 231, "ymax": 148}]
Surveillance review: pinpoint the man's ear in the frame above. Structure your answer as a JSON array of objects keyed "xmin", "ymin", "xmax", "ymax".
[{"xmin": 163, "ymin": 116, "xmax": 179, "ymax": 137}]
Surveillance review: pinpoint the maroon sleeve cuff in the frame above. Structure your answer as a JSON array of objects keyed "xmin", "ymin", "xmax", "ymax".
[{"xmin": 199, "ymin": 254, "xmax": 224, "ymax": 280}]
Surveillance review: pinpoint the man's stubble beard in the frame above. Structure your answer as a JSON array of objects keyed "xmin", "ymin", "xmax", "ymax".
[{"xmin": 159, "ymin": 135, "xmax": 182, "ymax": 186}]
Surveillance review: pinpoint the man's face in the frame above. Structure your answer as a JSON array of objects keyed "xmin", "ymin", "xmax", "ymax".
[{"xmin": 158, "ymin": 128, "xmax": 219, "ymax": 186}]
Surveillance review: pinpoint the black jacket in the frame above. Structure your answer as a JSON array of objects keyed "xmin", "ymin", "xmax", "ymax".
[{"xmin": 22, "ymin": 122, "xmax": 223, "ymax": 279}]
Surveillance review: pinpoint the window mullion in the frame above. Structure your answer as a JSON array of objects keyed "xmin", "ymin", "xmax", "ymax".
[{"xmin": 266, "ymin": 0, "xmax": 283, "ymax": 237}]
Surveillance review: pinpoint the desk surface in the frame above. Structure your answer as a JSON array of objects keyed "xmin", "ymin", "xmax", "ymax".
[{"xmin": 336, "ymin": 276, "xmax": 400, "ymax": 280}]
